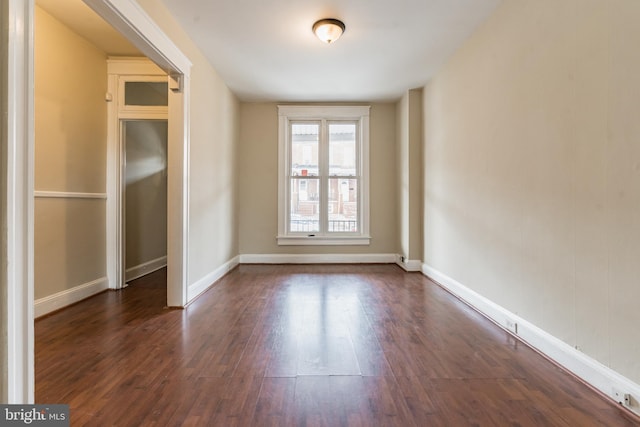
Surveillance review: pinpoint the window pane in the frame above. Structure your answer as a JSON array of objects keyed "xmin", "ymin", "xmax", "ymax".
[
  {"xmin": 291, "ymin": 124, "xmax": 319, "ymax": 176},
  {"xmin": 329, "ymin": 123, "xmax": 356, "ymax": 176},
  {"xmin": 125, "ymin": 81, "xmax": 168, "ymax": 106},
  {"xmin": 290, "ymin": 178, "xmax": 319, "ymax": 232},
  {"xmin": 328, "ymin": 179, "xmax": 358, "ymax": 232}
]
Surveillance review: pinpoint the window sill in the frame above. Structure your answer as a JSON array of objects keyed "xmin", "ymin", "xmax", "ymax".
[{"xmin": 277, "ymin": 235, "xmax": 371, "ymax": 246}]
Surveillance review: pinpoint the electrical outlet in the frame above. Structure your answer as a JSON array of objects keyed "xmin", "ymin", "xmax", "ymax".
[
  {"xmin": 400, "ymin": 256, "xmax": 405, "ymax": 263},
  {"xmin": 505, "ymin": 318, "xmax": 518, "ymax": 334},
  {"xmin": 612, "ymin": 387, "xmax": 631, "ymax": 407}
]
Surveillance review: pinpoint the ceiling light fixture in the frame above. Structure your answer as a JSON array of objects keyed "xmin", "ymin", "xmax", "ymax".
[{"xmin": 312, "ymin": 18, "xmax": 345, "ymax": 44}]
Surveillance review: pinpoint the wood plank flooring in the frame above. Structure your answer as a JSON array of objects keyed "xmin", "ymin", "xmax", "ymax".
[{"xmin": 36, "ymin": 264, "xmax": 639, "ymax": 426}]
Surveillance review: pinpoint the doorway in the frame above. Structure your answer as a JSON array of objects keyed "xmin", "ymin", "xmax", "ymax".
[
  {"xmin": 92, "ymin": 1, "xmax": 191, "ymax": 309},
  {"xmin": 107, "ymin": 65, "xmax": 170, "ymax": 294},
  {"xmin": 123, "ymin": 119, "xmax": 168, "ymax": 285},
  {"xmin": 3, "ymin": 0, "xmax": 192, "ymax": 403},
  {"xmin": 107, "ymin": 71, "xmax": 169, "ymax": 289}
]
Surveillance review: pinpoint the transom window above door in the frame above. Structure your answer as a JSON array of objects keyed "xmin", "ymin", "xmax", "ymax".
[{"xmin": 117, "ymin": 75, "xmax": 168, "ymax": 114}]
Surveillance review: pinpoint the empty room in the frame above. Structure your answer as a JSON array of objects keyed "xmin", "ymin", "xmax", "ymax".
[{"xmin": 2, "ymin": 0, "xmax": 640, "ymax": 425}]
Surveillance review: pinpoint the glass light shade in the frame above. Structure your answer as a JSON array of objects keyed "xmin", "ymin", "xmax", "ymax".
[{"xmin": 313, "ymin": 19, "xmax": 345, "ymax": 44}]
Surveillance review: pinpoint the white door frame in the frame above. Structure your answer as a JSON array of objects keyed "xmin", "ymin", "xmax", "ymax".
[
  {"xmin": 85, "ymin": 0, "xmax": 192, "ymax": 307},
  {"xmin": 3, "ymin": 0, "xmax": 35, "ymax": 404}
]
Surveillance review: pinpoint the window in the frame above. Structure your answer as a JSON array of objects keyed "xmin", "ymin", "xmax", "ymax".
[
  {"xmin": 278, "ymin": 105, "xmax": 370, "ymax": 245},
  {"xmin": 124, "ymin": 81, "xmax": 168, "ymax": 106},
  {"xmin": 117, "ymin": 75, "xmax": 168, "ymax": 113}
]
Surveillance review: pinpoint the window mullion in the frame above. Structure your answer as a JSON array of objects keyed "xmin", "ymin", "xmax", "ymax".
[{"xmin": 319, "ymin": 119, "xmax": 329, "ymax": 235}]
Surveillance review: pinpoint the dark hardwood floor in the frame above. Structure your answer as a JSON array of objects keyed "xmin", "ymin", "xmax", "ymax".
[{"xmin": 36, "ymin": 264, "xmax": 639, "ymax": 426}]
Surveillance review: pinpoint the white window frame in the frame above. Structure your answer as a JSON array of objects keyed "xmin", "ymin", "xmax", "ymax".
[
  {"xmin": 117, "ymin": 74, "xmax": 169, "ymax": 115},
  {"xmin": 278, "ymin": 105, "xmax": 370, "ymax": 246}
]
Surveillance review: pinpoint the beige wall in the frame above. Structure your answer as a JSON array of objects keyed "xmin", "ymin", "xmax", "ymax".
[
  {"xmin": 35, "ymin": 8, "xmax": 106, "ymax": 194},
  {"xmin": 396, "ymin": 89, "xmax": 423, "ymax": 262},
  {"xmin": 238, "ymin": 102, "xmax": 397, "ymax": 255},
  {"xmin": 423, "ymin": 0, "xmax": 640, "ymax": 383},
  {"xmin": 34, "ymin": 7, "xmax": 107, "ymax": 300},
  {"xmin": 136, "ymin": 0, "xmax": 240, "ymax": 285}
]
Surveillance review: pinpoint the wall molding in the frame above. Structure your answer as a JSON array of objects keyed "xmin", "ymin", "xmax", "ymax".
[
  {"xmin": 125, "ymin": 256, "xmax": 167, "ymax": 282},
  {"xmin": 239, "ymin": 253, "xmax": 397, "ymax": 264},
  {"xmin": 395, "ymin": 254, "xmax": 422, "ymax": 272},
  {"xmin": 34, "ymin": 277, "xmax": 109, "ymax": 319},
  {"xmin": 34, "ymin": 191, "xmax": 107, "ymax": 199},
  {"xmin": 187, "ymin": 256, "xmax": 240, "ymax": 302},
  {"xmin": 422, "ymin": 263, "xmax": 640, "ymax": 417}
]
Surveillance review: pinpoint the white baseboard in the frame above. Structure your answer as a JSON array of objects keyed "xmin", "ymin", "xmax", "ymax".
[
  {"xmin": 395, "ymin": 254, "xmax": 422, "ymax": 272},
  {"xmin": 422, "ymin": 263, "xmax": 640, "ymax": 417},
  {"xmin": 34, "ymin": 277, "xmax": 109, "ymax": 318},
  {"xmin": 125, "ymin": 256, "xmax": 167, "ymax": 282},
  {"xmin": 239, "ymin": 253, "xmax": 397, "ymax": 264},
  {"xmin": 187, "ymin": 256, "xmax": 240, "ymax": 302}
]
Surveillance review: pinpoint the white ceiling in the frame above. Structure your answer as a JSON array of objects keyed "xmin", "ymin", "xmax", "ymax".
[
  {"xmin": 161, "ymin": 0, "xmax": 501, "ymax": 101},
  {"xmin": 36, "ymin": 0, "xmax": 501, "ymax": 102}
]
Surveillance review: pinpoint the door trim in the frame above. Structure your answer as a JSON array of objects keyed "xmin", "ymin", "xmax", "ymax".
[
  {"xmin": 3, "ymin": 0, "xmax": 35, "ymax": 403},
  {"xmin": 87, "ymin": 0, "xmax": 192, "ymax": 307},
  {"xmin": 107, "ymin": 62, "xmax": 168, "ymax": 292}
]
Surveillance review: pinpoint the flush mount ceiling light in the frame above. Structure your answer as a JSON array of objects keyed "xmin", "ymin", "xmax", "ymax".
[{"xmin": 312, "ymin": 18, "xmax": 346, "ymax": 44}]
